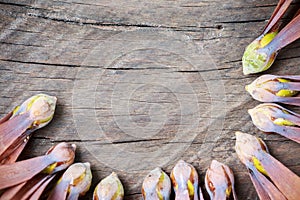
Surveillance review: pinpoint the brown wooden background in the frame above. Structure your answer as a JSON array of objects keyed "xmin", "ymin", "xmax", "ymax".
[{"xmin": 1, "ymin": 0, "xmax": 300, "ymax": 199}]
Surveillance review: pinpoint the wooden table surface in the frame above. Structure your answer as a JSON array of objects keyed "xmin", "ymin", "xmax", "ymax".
[{"xmin": 1, "ymin": 0, "xmax": 300, "ymax": 199}]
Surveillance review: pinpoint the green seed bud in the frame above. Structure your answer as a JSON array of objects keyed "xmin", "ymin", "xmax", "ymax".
[{"xmin": 242, "ymin": 32, "xmax": 277, "ymax": 75}]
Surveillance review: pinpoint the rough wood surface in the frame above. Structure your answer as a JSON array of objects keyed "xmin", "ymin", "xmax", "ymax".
[{"xmin": 0, "ymin": 0, "xmax": 300, "ymax": 199}]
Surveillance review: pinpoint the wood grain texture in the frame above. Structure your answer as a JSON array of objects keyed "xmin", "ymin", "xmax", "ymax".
[{"xmin": 0, "ymin": 0, "xmax": 300, "ymax": 199}]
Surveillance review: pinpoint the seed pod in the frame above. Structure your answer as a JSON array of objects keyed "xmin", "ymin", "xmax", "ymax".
[
  {"xmin": 170, "ymin": 160, "xmax": 204, "ymax": 200},
  {"xmin": 0, "ymin": 94, "xmax": 57, "ymax": 164},
  {"xmin": 48, "ymin": 162, "xmax": 92, "ymax": 200},
  {"xmin": 246, "ymin": 75, "xmax": 300, "ymax": 106},
  {"xmin": 242, "ymin": 0, "xmax": 300, "ymax": 74},
  {"xmin": 11, "ymin": 93, "xmax": 57, "ymax": 129},
  {"xmin": 205, "ymin": 160, "xmax": 237, "ymax": 200},
  {"xmin": 248, "ymin": 103, "xmax": 300, "ymax": 143},
  {"xmin": 142, "ymin": 167, "xmax": 171, "ymax": 200},
  {"xmin": 0, "ymin": 142, "xmax": 76, "ymax": 190},
  {"xmin": 235, "ymin": 131, "xmax": 300, "ymax": 200},
  {"xmin": 242, "ymin": 31, "xmax": 278, "ymax": 75},
  {"xmin": 93, "ymin": 172, "xmax": 124, "ymax": 200}
]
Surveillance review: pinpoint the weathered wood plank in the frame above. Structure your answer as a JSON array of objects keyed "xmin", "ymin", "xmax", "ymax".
[{"xmin": 0, "ymin": 0, "xmax": 300, "ymax": 199}]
